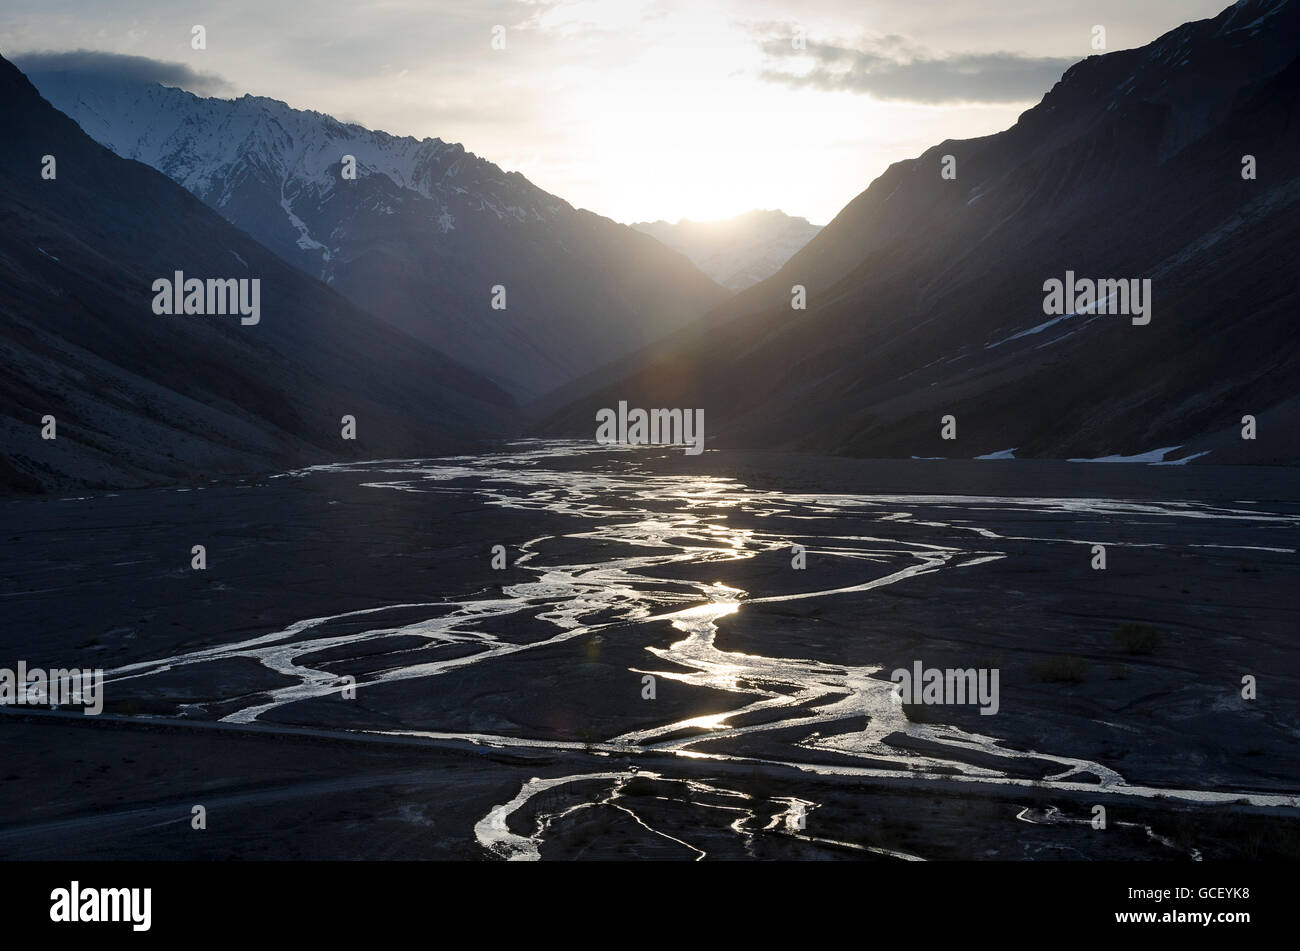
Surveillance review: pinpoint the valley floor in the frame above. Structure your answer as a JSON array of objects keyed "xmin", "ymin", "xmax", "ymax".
[{"xmin": 1, "ymin": 444, "xmax": 1297, "ymax": 860}]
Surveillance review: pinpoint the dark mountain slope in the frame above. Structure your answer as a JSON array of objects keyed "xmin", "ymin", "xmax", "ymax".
[
  {"xmin": 541, "ymin": 0, "xmax": 1300, "ymax": 465},
  {"xmin": 0, "ymin": 55, "xmax": 516, "ymax": 493}
]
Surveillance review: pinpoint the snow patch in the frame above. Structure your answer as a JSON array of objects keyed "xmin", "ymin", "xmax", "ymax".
[
  {"xmin": 1068, "ymin": 446, "xmax": 1184, "ymax": 464},
  {"xmin": 1152, "ymin": 450, "xmax": 1212, "ymax": 466},
  {"xmin": 985, "ymin": 294, "xmax": 1118, "ymax": 350},
  {"xmin": 280, "ymin": 186, "xmax": 331, "ymax": 261}
]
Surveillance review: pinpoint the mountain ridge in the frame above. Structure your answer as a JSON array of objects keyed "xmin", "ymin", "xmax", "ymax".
[
  {"xmin": 539, "ymin": 0, "xmax": 1300, "ymax": 465},
  {"xmin": 631, "ymin": 210, "xmax": 822, "ymax": 290},
  {"xmin": 21, "ymin": 62, "xmax": 730, "ymax": 398},
  {"xmin": 0, "ymin": 53, "xmax": 518, "ymax": 493}
]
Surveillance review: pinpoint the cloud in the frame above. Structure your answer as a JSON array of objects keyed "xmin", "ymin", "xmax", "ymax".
[
  {"xmin": 11, "ymin": 49, "xmax": 235, "ymax": 96},
  {"xmin": 758, "ymin": 32, "xmax": 1075, "ymax": 104}
]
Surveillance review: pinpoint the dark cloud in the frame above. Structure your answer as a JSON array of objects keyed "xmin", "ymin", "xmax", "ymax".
[
  {"xmin": 759, "ymin": 35, "xmax": 1075, "ymax": 104},
  {"xmin": 12, "ymin": 49, "xmax": 235, "ymax": 96}
]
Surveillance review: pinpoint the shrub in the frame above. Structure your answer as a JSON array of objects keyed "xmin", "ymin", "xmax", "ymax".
[
  {"xmin": 1113, "ymin": 622, "xmax": 1161, "ymax": 655},
  {"xmin": 1034, "ymin": 654, "xmax": 1089, "ymax": 683},
  {"xmin": 901, "ymin": 702, "xmax": 929, "ymax": 723}
]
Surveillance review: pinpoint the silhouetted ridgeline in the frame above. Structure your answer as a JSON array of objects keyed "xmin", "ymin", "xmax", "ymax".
[{"xmin": 541, "ymin": 0, "xmax": 1300, "ymax": 465}]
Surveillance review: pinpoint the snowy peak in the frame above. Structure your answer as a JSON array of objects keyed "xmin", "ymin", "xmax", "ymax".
[
  {"xmin": 25, "ymin": 70, "xmax": 566, "ymax": 228},
  {"xmin": 23, "ymin": 64, "xmax": 726, "ymax": 398},
  {"xmin": 0, "ymin": 52, "xmax": 517, "ymax": 493}
]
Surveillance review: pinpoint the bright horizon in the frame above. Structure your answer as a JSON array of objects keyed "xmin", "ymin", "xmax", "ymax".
[{"xmin": 1, "ymin": 0, "xmax": 1228, "ymax": 224}]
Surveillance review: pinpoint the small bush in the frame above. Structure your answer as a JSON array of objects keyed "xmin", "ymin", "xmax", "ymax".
[
  {"xmin": 1034, "ymin": 654, "xmax": 1089, "ymax": 683},
  {"xmin": 901, "ymin": 702, "xmax": 929, "ymax": 723},
  {"xmin": 620, "ymin": 776, "xmax": 659, "ymax": 797},
  {"xmin": 1113, "ymin": 622, "xmax": 1161, "ymax": 655}
]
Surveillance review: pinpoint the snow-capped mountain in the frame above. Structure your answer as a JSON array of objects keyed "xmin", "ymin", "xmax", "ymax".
[
  {"xmin": 0, "ymin": 55, "xmax": 516, "ymax": 493},
  {"xmin": 632, "ymin": 211, "xmax": 822, "ymax": 291},
  {"xmin": 23, "ymin": 68, "xmax": 727, "ymax": 398}
]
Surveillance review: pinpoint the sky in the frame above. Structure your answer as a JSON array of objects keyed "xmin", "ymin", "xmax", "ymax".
[{"xmin": 0, "ymin": 0, "xmax": 1231, "ymax": 225}]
